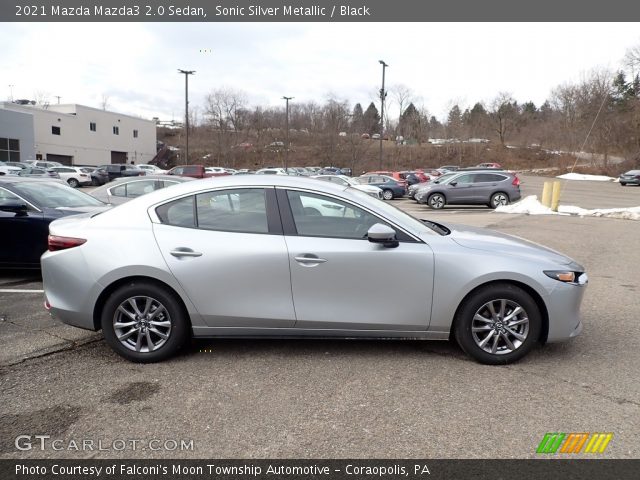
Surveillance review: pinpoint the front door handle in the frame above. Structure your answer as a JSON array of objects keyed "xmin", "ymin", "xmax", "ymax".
[
  {"xmin": 170, "ymin": 248, "xmax": 203, "ymax": 258},
  {"xmin": 294, "ymin": 255, "xmax": 327, "ymax": 265}
]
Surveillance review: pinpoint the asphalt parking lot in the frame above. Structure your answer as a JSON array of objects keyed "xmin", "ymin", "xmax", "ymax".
[{"xmin": 0, "ymin": 175, "xmax": 638, "ymax": 459}]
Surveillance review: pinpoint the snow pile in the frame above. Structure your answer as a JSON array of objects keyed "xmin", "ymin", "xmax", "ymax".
[
  {"xmin": 556, "ymin": 173, "xmax": 617, "ymax": 182},
  {"xmin": 495, "ymin": 196, "xmax": 557, "ymax": 215},
  {"xmin": 495, "ymin": 195, "xmax": 640, "ymax": 221},
  {"xmin": 558, "ymin": 205, "xmax": 640, "ymax": 221}
]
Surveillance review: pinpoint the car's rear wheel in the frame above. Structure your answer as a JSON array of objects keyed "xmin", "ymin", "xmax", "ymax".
[
  {"xmin": 67, "ymin": 178, "xmax": 80, "ymax": 188},
  {"xmin": 382, "ymin": 189, "xmax": 394, "ymax": 200},
  {"xmin": 490, "ymin": 192, "xmax": 509, "ymax": 208},
  {"xmin": 454, "ymin": 283, "xmax": 541, "ymax": 365},
  {"xmin": 101, "ymin": 281, "xmax": 189, "ymax": 363},
  {"xmin": 428, "ymin": 193, "xmax": 446, "ymax": 209}
]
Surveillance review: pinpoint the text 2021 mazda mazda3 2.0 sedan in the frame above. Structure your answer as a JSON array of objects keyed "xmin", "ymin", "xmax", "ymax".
[{"xmin": 41, "ymin": 176, "xmax": 587, "ymax": 364}]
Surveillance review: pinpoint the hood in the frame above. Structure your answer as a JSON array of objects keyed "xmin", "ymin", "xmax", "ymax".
[{"xmin": 446, "ymin": 222, "xmax": 578, "ymax": 266}]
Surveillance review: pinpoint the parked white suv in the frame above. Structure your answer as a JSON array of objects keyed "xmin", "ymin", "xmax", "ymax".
[{"xmin": 48, "ymin": 166, "xmax": 92, "ymax": 188}]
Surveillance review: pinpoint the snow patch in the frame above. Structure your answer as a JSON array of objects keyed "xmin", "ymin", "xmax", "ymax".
[
  {"xmin": 556, "ymin": 173, "xmax": 617, "ymax": 182},
  {"xmin": 496, "ymin": 195, "xmax": 640, "ymax": 221}
]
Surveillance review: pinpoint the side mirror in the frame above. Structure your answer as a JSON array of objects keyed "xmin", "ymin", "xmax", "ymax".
[
  {"xmin": 367, "ymin": 223, "xmax": 399, "ymax": 248},
  {"xmin": 0, "ymin": 201, "xmax": 29, "ymax": 216},
  {"xmin": 450, "ymin": 181, "xmax": 457, "ymax": 187}
]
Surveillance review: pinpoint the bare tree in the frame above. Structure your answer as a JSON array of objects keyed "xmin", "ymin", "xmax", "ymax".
[
  {"xmin": 391, "ymin": 84, "xmax": 414, "ymax": 135},
  {"xmin": 489, "ymin": 92, "xmax": 517, "ymax": 145}
]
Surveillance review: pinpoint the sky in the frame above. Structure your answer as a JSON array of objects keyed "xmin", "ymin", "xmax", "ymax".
[{"xmin": 2, "ymin": 22, "xmax": 639, "ymax": 123}]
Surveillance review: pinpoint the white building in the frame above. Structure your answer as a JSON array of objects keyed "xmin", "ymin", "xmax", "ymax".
[{"xmin": 0, "ymin": 102, "xmax": 156, "ymax": 166}]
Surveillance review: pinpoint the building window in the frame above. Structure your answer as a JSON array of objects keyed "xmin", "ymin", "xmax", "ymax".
[
  {"xmin": 113, "ymin": 126, "xmax": 119, "ymax": 135},
  {"xmin": 52, "ymin": 126, "xmax": 61, "ymax": 135},
  {"xmin": 90, "ymin": 122, "xmax": 96, "ymax": 132},
  {"xmin": 133, "ymin": 129, "xmax": 138, "ymax": 138},
  {"xmin": 0, "ymin": 137, "xmax": 20, "ymax": 162}
]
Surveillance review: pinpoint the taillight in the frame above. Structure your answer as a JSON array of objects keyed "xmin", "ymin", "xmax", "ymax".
[
  {"xmin": 48, "ymin": 235, "xmax": 86, "ymax": 251},
  {"xmin": 512, "ymin": 176, "xmax": 520, "ymax": 186}
]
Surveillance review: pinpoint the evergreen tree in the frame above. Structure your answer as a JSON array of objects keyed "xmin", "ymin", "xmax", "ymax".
[
  {"xmin": 351, "ymin": 103, "xmax": 364, "ymax": 133},
  {"xmin": 363, "ymin": 102, "xmax": 381, "ymax": 135}
]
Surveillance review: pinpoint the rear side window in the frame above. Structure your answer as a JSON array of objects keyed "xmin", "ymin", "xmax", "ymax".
[
  {"xmin": 196, "ymin": 189, "xmax": 268, "ymax": 234},
  {"xmin": 474, "ymin": 173, "xmax": 507, "ymax": 182},
  {"xmin": 156, "ymin": 196, "xmax": 195, "ymax": 228},
  {"xmin": 156, "ymin": 189, "xmax": 268, "ymax": 234}
]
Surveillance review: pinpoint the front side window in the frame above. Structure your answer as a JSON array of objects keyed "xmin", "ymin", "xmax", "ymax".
[
  {"xmin": 110, "ymin": 180, "xmax": 158, "ymax": 198},
  {"xmin": 286, "ymin": 190, "xmax": 390, "ymax": 239}
]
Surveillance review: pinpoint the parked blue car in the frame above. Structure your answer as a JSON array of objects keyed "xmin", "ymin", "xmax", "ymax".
[
  {"xmin": 357, "ymin": 174, "xmax": 407, "ymax": 200},
  {"xmin": 0, "ymin": 177, "xmax": 108, "ymax": 268}
]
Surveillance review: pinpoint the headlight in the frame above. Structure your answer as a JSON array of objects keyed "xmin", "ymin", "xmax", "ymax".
[{"xmin": 544, "ymin": 271, "xmax": 588, "ymax": 285}]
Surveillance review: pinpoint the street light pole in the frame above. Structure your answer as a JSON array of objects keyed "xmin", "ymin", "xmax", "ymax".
[
  {"xmin": 378, "ymin": 60, "xmax": 388, "ymax": 170},
  {"xmin": 178, "ymin": 69, "xmax": 195, "ymax": 164},
  {"xmin": 282, "ymin": 96, "xmax": 294, "ymax": 170}
]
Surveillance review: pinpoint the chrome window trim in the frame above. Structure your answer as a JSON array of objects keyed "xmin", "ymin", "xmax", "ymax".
[{"xmin": 0, "ymin": 186, "xmax": 42, "ymax": 213}]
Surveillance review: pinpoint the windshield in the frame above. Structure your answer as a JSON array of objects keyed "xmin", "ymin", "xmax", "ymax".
[
  {"xmin": 14, "ymin": 182, "xmax": 105, "ymax": 208},
  {"xmin": 433, "ymin": 172, "xmax": 457, "ymax": 184},
  {"xmin": 346, "ymin": 187, "xmax": 446, "ymax": 235}
]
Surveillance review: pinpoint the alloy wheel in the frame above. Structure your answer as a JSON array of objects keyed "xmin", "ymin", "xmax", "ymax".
[
  {"xmin": 113, "ymin": 296, "xmax": 172, "ymax": 353},
  {"xmin": 471, "ymin": 298, "xmax": 529, "ymax": 355}
]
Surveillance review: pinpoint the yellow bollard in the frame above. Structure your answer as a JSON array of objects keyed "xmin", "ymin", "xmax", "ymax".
[
  {"xmin": 551, "ymin": 181, "xmax": 562, "ymax": 212},
  {"xmin": 541, "ymin": 181, "xmax": 552, "ymax": 208}
]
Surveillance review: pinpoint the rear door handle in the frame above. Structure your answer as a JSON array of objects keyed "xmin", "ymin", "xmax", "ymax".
[{"xmin": 170, "ymin": 248, "xmax": 203, "ymax": 258}]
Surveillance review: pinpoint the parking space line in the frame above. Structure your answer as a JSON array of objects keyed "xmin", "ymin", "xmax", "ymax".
[{"xmin": 0, "ymin": 289, "xmax": 44, "ymax": 293}]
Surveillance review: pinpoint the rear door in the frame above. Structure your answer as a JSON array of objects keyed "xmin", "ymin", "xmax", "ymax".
[{"xmin": 152, "ymin": 187, "xmax": 295, "ymax": 328}]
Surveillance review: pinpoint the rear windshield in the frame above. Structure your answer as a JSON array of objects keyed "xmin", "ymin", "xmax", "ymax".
[{"xmin": 13, "ymin": 182, "xmax": 104, "ymax": 208}]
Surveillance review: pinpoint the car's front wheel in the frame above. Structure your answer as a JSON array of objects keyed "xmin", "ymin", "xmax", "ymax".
[
  {"xmin": 428, "ymin": 193, "xmax": 446, "ymax": 209},
  {"xmin": 454, "ymin": 283, "xmax": 541, "ymax": 365},
  {"xmin": 101, "ymin": 281, "xmax": 189, "ymax": 363}
]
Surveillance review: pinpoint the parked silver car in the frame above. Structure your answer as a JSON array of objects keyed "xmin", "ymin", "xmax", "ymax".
[
  {"xmin": 41, "ymin": 176, "xmax": 586, "ymax": 364},
  {"xmin": 89, "ymin": 175, "xmax": 193, "ymax": 205},
  {"xmin": 415, "ymin": 171, "xmax": 521, "ymax": 209}
]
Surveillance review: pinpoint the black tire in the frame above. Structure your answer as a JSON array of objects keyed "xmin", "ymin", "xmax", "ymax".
[
  {"xmin": 91, "ymin": 177, "xmax": 99, "ymax": 186},
  {"xmin": 101, "ymin": 281, "xmax": 190, "ymax": 363},
  {"xmin": 620, "ymin": 182, "xmax": 627, "ymax": 186},
  {"xmin": 67, "ymin": 178, "xmax": 80, "ymax": 188},
  {"xmin": 427, "ymin": 193, "xmax": 446, "ymax": 209},
  {"xmin": 382, "ymin": 189, "xmax": 394, "ymax": 200},
  {"xmin": 453, "ymin": 283, "xmax": 541, "ymax": 365},
  {"xmin": 490, "ymin": 192, "xmax": 510, "ymax": 209}
]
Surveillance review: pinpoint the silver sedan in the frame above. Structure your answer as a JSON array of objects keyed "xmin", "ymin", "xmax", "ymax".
[{"xmin": 41, "ymin": 176, "xmax": 587, "ymax": 364}]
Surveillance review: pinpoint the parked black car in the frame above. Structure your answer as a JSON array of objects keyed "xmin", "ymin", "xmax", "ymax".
[
  {"xmin": 98, "ymin": 164, "xmax": 146, "ymax": 182},
  {"xmin": 0, "ymin": 177, "xmax": 108, "ymax": 268},
  {"xmin": 89, "ymin": 167, "xmax": 110, "ymax": 185}
]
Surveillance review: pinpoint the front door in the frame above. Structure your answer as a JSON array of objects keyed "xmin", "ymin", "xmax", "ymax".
[{"xmin": 281, "ymin": 189, "xmax": 434, "ymax": 331}]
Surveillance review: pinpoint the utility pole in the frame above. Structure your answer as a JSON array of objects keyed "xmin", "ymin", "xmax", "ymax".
[
  {"xmin": 55, "ymin": 96, "xmax": 61, "ymax": 104},
  {"xmin": 378, "ymin": 60, "xmax": 389, "ymax": 170},
  {"xmin": 8, "ymin": 84, "xmax": 14, "ymax": 102},
  {"xmin": 178, "ymin": 69, "xmax": 195, "ymax": 164},
  {"xmin": 282, "ymin": 96, "xmax": 294, "ymax": 171}
]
